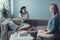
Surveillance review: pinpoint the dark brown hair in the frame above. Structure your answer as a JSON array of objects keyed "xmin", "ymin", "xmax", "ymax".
[
  {"xmin": 50, "ymin": 3, "xmax": 59, "ymax": 15},
  {"xmin": 20, "ymin": 6, "xmax": 27, "ymax": 13}
]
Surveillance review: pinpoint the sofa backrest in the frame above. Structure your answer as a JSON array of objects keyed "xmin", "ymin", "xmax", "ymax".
[
  {"xmin": 35, "ymin": 20, "xmax": 48, "ymax": 26},
  {"xmin": 24, "ymin": 19, "xmax": 48, "ymax": 30},
  {"xmin": 25, "ymin": 19, "xmax": 48, "ymax": 26}
]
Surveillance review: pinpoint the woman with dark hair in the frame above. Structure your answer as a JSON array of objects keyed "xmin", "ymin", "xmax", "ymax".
[
  {"xmin": 37, "ymin": 3, "xmax": 60, "ymax": 40},
  {"xmin": 16, "ymin": 6, "xmax": 32, "ymax": 31},
  {"xmin": 9, "ymin": 6, "xmax": 34, "ymax": 40},
  {"xmin": 19, "ymin": 6, "xmax": 29, "ymax": 21},
  {"xmin": 8, "ymin": 6, "xmax": 32, "ymax": 31}
]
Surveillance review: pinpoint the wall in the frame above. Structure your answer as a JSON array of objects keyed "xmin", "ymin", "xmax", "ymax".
[{"xmin": 11, "ymin": 0, "xmax": 60, "ymax": 19}]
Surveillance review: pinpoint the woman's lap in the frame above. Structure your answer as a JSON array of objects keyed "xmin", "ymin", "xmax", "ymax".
[{"xmin": 8, "ymin": 21, "xmax": 30, "ymax": 31}]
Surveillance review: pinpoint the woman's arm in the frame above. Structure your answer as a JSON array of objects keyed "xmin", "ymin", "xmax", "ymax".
[
  {"xmin": 22, "ymin": 13, "xmax": 29, "ymax": 20},
  {"xmin": 45, "ymin": 17, "xmax": 59, "ymax": 34},
  {"xmin": 16, "ymin": 24, "xmax": 31, "ymax": 31}
]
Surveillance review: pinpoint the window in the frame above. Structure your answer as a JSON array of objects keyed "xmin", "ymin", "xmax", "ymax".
[{"xmin": 0, "ymin": 0, "xmax": 10, "ymax": 19}]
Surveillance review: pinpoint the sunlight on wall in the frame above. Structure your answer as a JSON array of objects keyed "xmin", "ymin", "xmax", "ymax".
[
  {"xmin": 0, "ymin": 0, "xmax": 4, "ymax": 10},
  {"xmin": 0, "ymin": 0, "xmax": 10, "ymax": 19},
  {"xmin": 0, "ymin": 0, "xmax": 4, "ymax": 19}
]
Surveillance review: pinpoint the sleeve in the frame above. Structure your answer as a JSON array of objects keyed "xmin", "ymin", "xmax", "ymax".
[
  {"xmin": 49, "ymin": 17, "xmax": 58, "ymax": 33},
  {"xmin": 21, "ymin": 13, "xmax": 29, "ymax": 20},
  {"xmin": 27, "ymin": 13, "xmax": 29, "ymax": 19},
  {"xmin": 19, "ymin": 13, "xmax": 29, "ymax": 22},
  {"xmin": 23, "ymin": 13, "xmax": 29, "ymax": 20},
  {"xmin": 19, "ymin": 13, "xmax": 22, "ymax": 18},
  {"xmin": 19, "ymin": 13, "xmax": 24, "ymax": 23}
]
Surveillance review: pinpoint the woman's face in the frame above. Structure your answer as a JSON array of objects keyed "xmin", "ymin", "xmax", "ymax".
[
  {"xmin": 22, "ymin": 8, "xmax": 26, "ymax": 13},
  {"xmin": 50, "ymin": 5, "xmax": 55, "ymax": 15}
]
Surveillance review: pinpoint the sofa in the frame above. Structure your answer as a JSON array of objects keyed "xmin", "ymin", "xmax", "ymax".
[{"xmin": 1, "ymin": 19, "xmax": 49, "ymax": 40}]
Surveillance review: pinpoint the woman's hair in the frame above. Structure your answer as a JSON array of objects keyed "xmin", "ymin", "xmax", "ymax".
[
  {"xmin": 50, "ymin": 3, "xmax": 59, "ymax": 15},
  {"xmin": 20, "ymin": 6, "xmax": 27, "ymax": 13}
]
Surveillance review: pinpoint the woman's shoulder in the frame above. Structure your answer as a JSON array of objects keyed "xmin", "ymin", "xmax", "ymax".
[
  {"xmin": 53, "ymin": 15, "xmax": 58, "ymax": 19},
  {"xmin": 52, "ymin": 15, "xmax": 59, "ymax": 22}
]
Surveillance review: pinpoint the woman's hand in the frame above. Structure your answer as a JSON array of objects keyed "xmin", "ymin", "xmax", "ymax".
[
  {"xmin": 27, "ymin": 28, "xmax": 32, "ymax": 31},
  {"xmin": 38, "ymin": 30, "xmax": 48, "ymax": 34}
]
